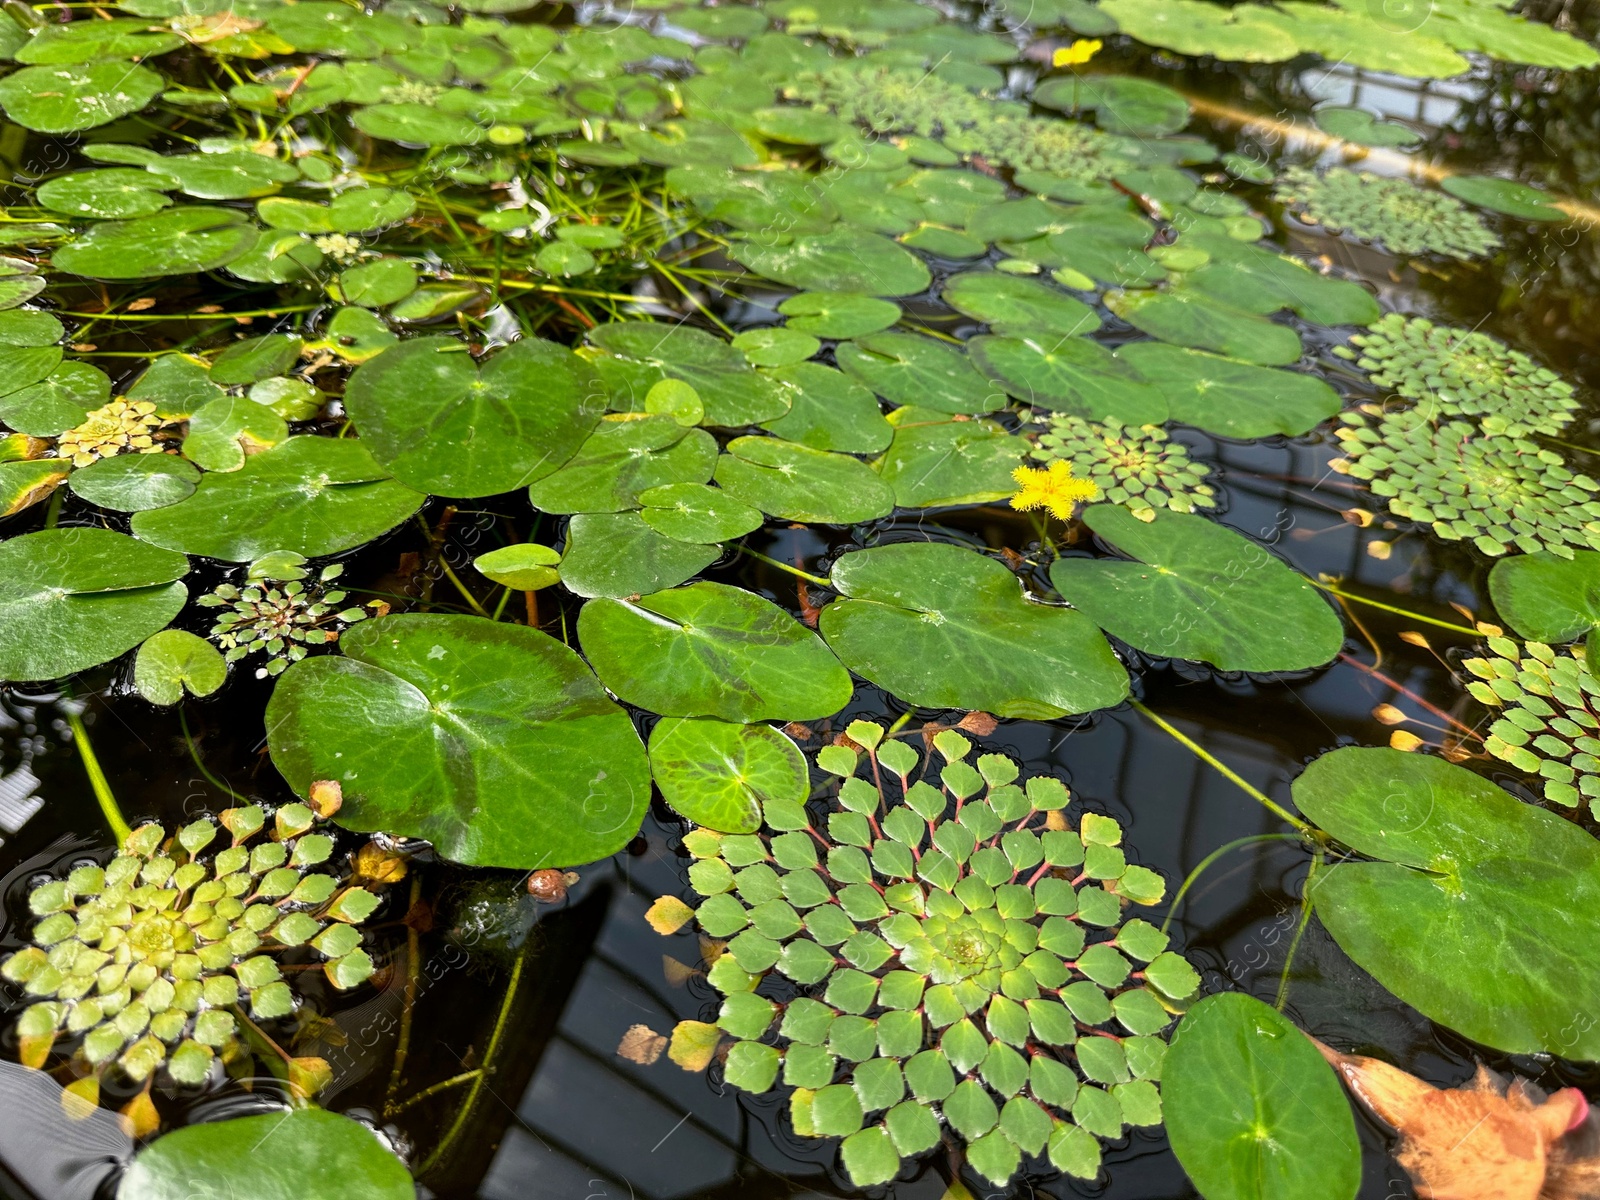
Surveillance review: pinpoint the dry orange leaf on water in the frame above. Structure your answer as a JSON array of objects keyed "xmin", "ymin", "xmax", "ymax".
[
  {"xmin": 616, "ymin": 1024, "xmax": 667, "ymax": 1066},
  {"xmin": 1314, "ymin": 1039, "xmax": 1600, "ymax": 1199}
]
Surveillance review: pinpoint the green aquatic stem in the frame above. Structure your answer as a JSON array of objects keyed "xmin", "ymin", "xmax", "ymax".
[
  {"xmin": 178, "ymin": 708, "xmax": 252, "ymax": 806},
  {"xmin": 1130, "ymin": 701, "xmax": 1313, "ymax": 835},
  {"xmin": 417, "ymin": 943, "xmax": 528, "ymax": 1176},
  {"xmin": 1313, "ymin": 581, "xmax": 1482, "ymax": 636},
  {"xmin": 66, "ymin": 706, "xmax": 132, "ymax": 847},
  {"xmin": 1275, "ymin": 851, "xmax": 1322, "ymax": 1011},
  {"xmin": 1159, "ymin": 833, "xmax": 1304, "ymax": 936},
  {"xmin": 737, "ymin": 545, "xmax": 832, "ymax": 588}
]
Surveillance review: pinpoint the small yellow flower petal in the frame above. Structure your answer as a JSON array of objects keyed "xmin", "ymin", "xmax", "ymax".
[
  {"xmin": 1052, "ymin": 38, "xmax": 1102, "ymax": 68},
  {"xmin": 1009, "ymin": 460, "xmax": 1100, "ymax": 521}
]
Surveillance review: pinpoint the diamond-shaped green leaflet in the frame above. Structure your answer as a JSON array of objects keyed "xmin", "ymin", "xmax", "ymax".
[
  {"xmin": 811, "ymin": 1083, "xmax": 865, "ymax": 1136},
  {"xmin": 1001, "ymin": 1094, "xmax": 1053, "ymax": 1155},
  {"xmin": 778, "ymin": 938, "xmax": 836, "ymax": 983},
  {"xmin": 944, "ymin": 1078, "xmax": 1000, "ymax": 1138},
  {"xmin": 876, "ymin": 1008, "xmax": 924, "ymax": 1058},
  {"xmin": 885, "ymin": 1099, "xmax": 941, "ymax": 1154},
  {"xmin": 718, "ymin": 990, "xmax": 776, "ymax": 1040},
  {"xmin": 852, "ymin": 1056, "xmax": 906, "ymax": 1112},
  {"xmin": 785, "ymin": 1043, "xmax": 836, "ymax": 1088},
  {"xmin": 725, "ymin": 1040, "xmax": 780, "ymax": 1093},
  {"xmin": 941, "ymin": 1017, "xmax": 988, "ymax": 1073},
  {"xmin": 779, "ymin": 997, "xmax": 835, "ymax": 1044},
  {"xmin": 980, "ymin": 1040, "xmax": 1029, "ymax": 1096}
]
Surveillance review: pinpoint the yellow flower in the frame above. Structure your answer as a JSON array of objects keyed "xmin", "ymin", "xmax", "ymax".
[
  {"xmin": 1010, "ymin": 461, "xmax": 1100, "ymax": 521},
  {"xmin": 1053, "ymin": 39, "xmax": 1103, "ymax": 68}
]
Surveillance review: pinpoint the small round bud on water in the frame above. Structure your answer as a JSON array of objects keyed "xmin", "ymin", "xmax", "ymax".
[
  {"xmin": 308, "ymin": 780, "xmax": 342, "ymax": 818},
  {"xmin": 527, "ymin": 869, "xmax": 567, "ymax": 903}
]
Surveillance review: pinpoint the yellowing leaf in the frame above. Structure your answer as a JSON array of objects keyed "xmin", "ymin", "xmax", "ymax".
[
  {"xmin": 645, "ymin": 894, "xmax": 696, "ymax": 935},
  {"xmin": 667, "ymin": 1020, "xmax": 721, "ymax": 1072}
]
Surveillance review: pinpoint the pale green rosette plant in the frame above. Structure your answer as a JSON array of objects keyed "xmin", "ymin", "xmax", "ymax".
[{"xmin": 655, "ymin": 722, "xmax": 1199, "ymax": 1189}]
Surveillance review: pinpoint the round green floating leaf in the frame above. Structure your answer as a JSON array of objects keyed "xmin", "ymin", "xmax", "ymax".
[
  {"xmin": 1116, "ymin": 342, "xmax": 1339, "ymax": 438},
  {"xmin": 133, "ymin": 629, "xmax": 227, "ymax": 707},
  {"xmin": 1440, "ymin": 174, "xmax": 1565, "ymax": 222},
  {"xmin": 638, "ymin": 482, "xmax": 764, "ymax": 544},
  {"xmin": 0, "ymin": 62, "xmax": 164, "ymax": 134},
  {"xmin": 588, "ymin": 322, "xmax": 791, "ymax": 426},
  {"xmin": 527, "ymin": 416, "xmax": 718, "ymax": 515},
  {"xmin": 578, "ymin": 581, "xmax": 854, "ymax": 721},
  {"xmin": 210, "ymin": 334, "xmax": 303, "ymax": 386},
  {"xmin": 821, "ymin": 541, "xmax": 1129, "ymax": 719},
  {"xmin": 733, "ymin": 326, "xmax": 821, "ymax": 368},
  {"xmin": 53, "ymin": 207, "xmax": 258, "ymax": 280},
  {"xmin": 267, "ymin": 614, "xmax": 650, "ymax": 869},
  {"xmin": 751, "ymin": 105, "xmax": 852, "ymax": 145},
  {"xmin": 714, "ymin": 435, "xmax": 895, "ymax": 524},
  {"xmin": 644, "ymin": 379, "xmax": 704, "ymax": 426},
  {"xmin": 759, "ymin": 362, "xmax": 893, "ymax": 455},
  {"xmin": 474, "ymin": 543, "xmax": 561, "ymax": 591},
  {"xmin": 779, "ymin": 292, "xmax": 901, "ymax": 339},
  {"xmin": 130, "ymin": 437, "xmax": 425, "ymax": 562},
  {"xmin": 1312, "ymin": 106, "xmax": 1421, "ymax": 148},
  {"xmin": 1039, "ymin": 74, "xmax": 1191, "ymax": 138},
  {"xmin": 837, "ymin": 332, "xmax": 1003, "ymax": 415},
  {"xmin": 344, "ymin": 336, "xmax": 606, "ymax": 498},
  {"xmin": 941, "ymin": 271, "xmax": 1102, "ymax": 338},
  {"xmin": 648, "ymin": 717, "xmax": 808, "ymax": 832},
  {"xmin": 1165, "ymin": 993, "xmax": 1358, "ymax": 1200},
  {"xmin": 338, "ymin": 258, "xmax": 418, "ymax": 308},
  {"xmin": 119, "ymin": 1108, "xmax": 413, "ymax": 1200},
  {"xmin": 840, "ymin": 1126, "xmax": 900, "ymax": 1188},
  {"xmin": 1176, "ymin": 233, "xmax": 1380, "ymax": 326},
  {"xmin": 969, "ymin": 336, "xmax": 1167, "ymax": 423},
  {"xmin": 0, "ymin": 528, "xmax": 187, "ymax": 682},
  {"xmin": 68, "ymin": 453, "xmax": 200, "ymax": 512},
  {"xmin": 1049, "ymin": 505, "xmax": 1345, "ymax": 672},
  {"xmin": 37, "ymin": 169, "xmax": 172, "ymax": 220},
  {"xmin": 1106, "ymin": 289, "xmax": 1302, "ymax": 366},
  {"xmin": 876, "ymin": 410, "xmax": 1026, "ymax": 509},
  {"xmin": 353, "ymin": 103, "xmax": 485, "ymax": 146},
  {"xmin": 729, "ymin": 228, "xmax": 931, "ymax": 297},
  {"xmin": 1295, "ymin": 747, "xmax": 1600, "ymax": 1060},
  {"xmin": 1488, "ymin": 550, "xmax": 1600, "ymax": 643},
  {"xmin": 558, "ymin": 511, "xmax": 719, "ymax": 599}
]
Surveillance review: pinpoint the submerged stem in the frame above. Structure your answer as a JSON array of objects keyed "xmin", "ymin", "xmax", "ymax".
[
  {"xmin": 384, "ymin": 874, "xmax": 425, "ymax": 1115},
  {"xmin": 1275, "ymin": 852, "xmax": 1322, "ymax": 1011},
  {"xmin": 737, "ymin": 545, "xmax": 832, "ymax": 588},
  {"xmin": 1159, "ymin": 833, "xmax": 1303, "ymax": 936},
  {"xmin": 1313, "ymin": 581, "xmax": 1481, "ymax": 636},
  {"xmin": 178, "ymin": 708, "xmax": 251, "ymax": 805},
  {"xmin": 418, "ymin": 943, "xmax": 529, "ymax": 1176},
  {"xmin": 67, "ymin": 707, "xmax": 131, "ymax": 847},
  {"xmin": 1129, "ymin": 702, "xmax": 1313, "ymax": 835}
]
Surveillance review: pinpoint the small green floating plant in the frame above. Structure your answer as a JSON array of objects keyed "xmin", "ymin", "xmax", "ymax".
[
  {"xmin": 1275, "ymin": 166, "xmax": 1500, "ymax": 260},
  {"xmin": 1027, "ymin": 413, "xmax": 1217, "ymax": 522},
  {"xmin": 649, "ymin": 721, "xmax": 1198, "ymax": 1188},
  {"xmin": 2, "ymin": 800, "xmax": 380, "ymax": 1113},
  {"xmin": 198, "ymin": 552, "xmax": 379, "ymax": 679}
]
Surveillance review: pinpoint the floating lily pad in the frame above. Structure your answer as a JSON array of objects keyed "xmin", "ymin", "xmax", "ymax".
[
  {"xmin": 638, "ymin": 482, "xmax": 764, "ymax": 544},
  {"xmin": 1488, "ymin": 551, "xmax": 1600, "ymax": 643},
  {"xmin": 969, "ymin": 336, "xmax": 1168, "ymax": 423},
  {"xmin": 526, "ymin": 416, "xmax": 718, "ymax": 514},
  {"xmin": 820, "ymin": 541, "xmax": 1129, "ymax": 719},
  {"xmin": 729, "ymin": 228, "xmax": 932, "ymax": 297},
  {"xmin": 714, "ymin": 436, "xmax": 895, "ymax": 524},
  {"xmin": 1038, "ymin": 75, "xmax": 1192, "ymax": 138},
  {"xmin": 53, "ymin": 207, "xmax": 258, "ymax": 280},
  {"xmin": 338, "ymin": 258, "xmax": 418, "ymax": 308},
  {"xmin": 759, "ymin": 362, "xmax": 893, "ymax": 454},
  {"xmin": 1440, "ymin": 174, "xmax": 1565, "ymax": 222},
  {"xmin": 133, "ymin": 629, "xmax": 227, "ymax": 707},
  {"xmin": 1177, "ymin": 233, "xmax": 1380, "ymax": 326},
  {"xmin": 1295, "ymin": 747, "xmax": 1600, "ymax": 1060},
  {"xmin": 131, "ymin": 437, "xmax": 425, "ymax": 562},
  {"xmin": 1164, "ymin": 993, "xmax": 1360, "ymax": 1200},
  {"xmin": 268, "ymin": 614, "xmax": 651, "ymax": 868},
  {"xmin": 150, "ymin": 151, "xmax": 299, "ymax": 201},
  {"xmin": 0, "ymin": 528, "xmax": 188, "ymax": 682},
  {"xmin": 837, "ymin": 332, "xmax": 1003, "ymax": 415},
  {"xmin": 0, "ymin": 62, "xmax": 165, "ymax": 133},
  {"xmin": 354, "ymin": 103, "xmax": 484, "ymax": 145},
  {"xmin": 181, "ymin": 397, "xmax": 288, "ymax": 472},
  {"xmin": 1106, "ymin": 289, "xmax": 1303, "ymax": 366},
  {"xmin": 1116, "ymin": 343, "xmax": 1340, "ymax": 438},
  {"xmin": 1313, "ymin": 106, "xmax": 1420, "ymax": 148},
  {"xmin": 119, "ymin": 1108, "xmax": 413, "ymax": 1200},
  {"xmin": 875, "ymin": 409, "xmax": 1027, "ymax": 509},
  {"xmin": 558, "ymin": 511, "xmax": 720, "ymax": 598},
  {"xmin": 779, "ymin": 292, "xmax": 902, "ymax": 339},
  {"xmin": 344, "ymin": 336, "xmax": 607, "ymax": 497},
  {"xmin": 588, "ymin": 322, "xmax": 790, "ymax": 426},
  {"xmin": 579, "ymin": 582, "xmax": 853, "ymax": 721},
  {"xmin": 37, "ymin": 169, "xmax": 173, "ymax": 220},
  {"xmin": 648, "ymin": 717, "xmax": 808, "ymax": 832},
  {"xmin": 69, "ymin": 453, "xmax": 201, "ymax": 512},
  {"xmin": 1050, "ymin": 506, "xmax": 1344, "ymax": 671},
  {"xmin": 941, "ymin": 272, "xmax": 1101, "ymax": 338},
  {"xmin": 0, "ymin": 362, "xmax": 106, "ymax": 436},
  {"xmin": 474, "ymin": 543, "xmax": 561, "ymax": 592},
  {"xmin": 733, "ymin": 326, "xmax": 820, "ymax": 367},
  {"xmin": 210, "ymin": 334, "xmax": 303, "ymax": 386}
]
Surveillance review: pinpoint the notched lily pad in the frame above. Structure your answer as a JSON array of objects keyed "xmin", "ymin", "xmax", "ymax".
[{"xmin": 648, "ymin": 717, "xmax": 808, "ymax": 832}]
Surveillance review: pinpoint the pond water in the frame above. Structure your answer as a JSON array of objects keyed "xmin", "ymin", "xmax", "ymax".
[{"xmin": 1, "ymin": 1, "xmax": 1598, "ymax": 1198}]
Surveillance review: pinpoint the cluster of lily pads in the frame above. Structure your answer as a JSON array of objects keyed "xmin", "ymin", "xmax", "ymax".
[
  {"xmin": 655, "ymin": 722, "xmax": 1198, "ymax": 1187},
  {"xmin": 1, "ymin": 803, "xmax": 379, "ymax": 1103},
  {"xmin": 0, "ymin": 0, "xmax": 1592, "ymax": 1193}
]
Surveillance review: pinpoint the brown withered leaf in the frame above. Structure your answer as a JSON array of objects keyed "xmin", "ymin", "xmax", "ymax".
[
  {"xmin": 661, "ymin": 955, "xmax": 697, "ymax": 987},
  {"xmin": 617, "ymin": 1024, "xmax": 667, "ymax": 1066},
  {"xmin": 957, "ymin": 712, "xmax": 999, "ymax": 736},
  {"xmin": 1314, "ymin": 1039, "xmax": 1598, "ymax": 1200}
]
